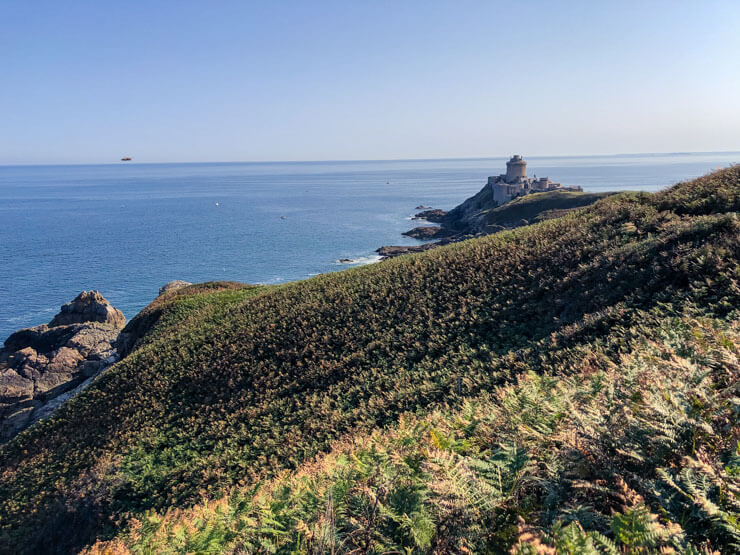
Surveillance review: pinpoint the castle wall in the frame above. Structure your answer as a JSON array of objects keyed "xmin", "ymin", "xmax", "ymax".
[
  {"xmin": 492, "ymin": 182, "xmax": 525, "ymax": 204},
  {"xmin": 488, "ymin": 156, "xmax": 567, "ymax": 205},
  {"xmin": 492, "ymin": 183, "xmax": 511, "ymax": 204}
]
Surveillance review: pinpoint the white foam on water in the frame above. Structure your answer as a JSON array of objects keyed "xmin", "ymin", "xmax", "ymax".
[
  {"xmin": 6, "ymin": 306, "xmax": 56, "ymax": 324},
  {"xmin": 256, "ymin": 276, "xmax": 285, "ymax": 285},
  {"xmin": 335, "ymin": 255, "xmax": 383, "ymax": 266}
]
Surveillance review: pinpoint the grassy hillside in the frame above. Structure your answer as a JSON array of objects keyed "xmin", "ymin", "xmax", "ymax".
[
  {"xmin": 442, "ymin": 186, "xmax": 613, "ymax": 233},
  {"xmin": 1, "ymin": 168, "xmax": 738, "ymax": 553},
  {"xmin": 491, "ymin": 190, "xmax": 615, "ymax": 225},
  {"xmin": 92, "ymin": 314, "xmax": 739, "ymax": 554}
]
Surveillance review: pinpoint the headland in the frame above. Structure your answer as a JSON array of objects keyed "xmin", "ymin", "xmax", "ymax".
[{"xmin": 378, "ymin": 155, "xmax": 610, "ymax": 258}]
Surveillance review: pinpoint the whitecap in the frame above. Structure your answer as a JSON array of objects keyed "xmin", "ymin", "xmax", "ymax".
[{"xmin": 336, "ymin": 255, "xmax": 382, "ymax": 266}]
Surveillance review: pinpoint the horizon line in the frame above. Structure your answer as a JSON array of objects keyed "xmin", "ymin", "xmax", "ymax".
[{"xmin": 1, "ymin": 149, "xmax": 739, "ymax": 168}]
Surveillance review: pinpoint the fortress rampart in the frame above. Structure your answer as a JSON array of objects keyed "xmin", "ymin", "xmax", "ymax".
[{"xmin": 488, "ymin": 155, "xmax": 580, "ymax": 204}]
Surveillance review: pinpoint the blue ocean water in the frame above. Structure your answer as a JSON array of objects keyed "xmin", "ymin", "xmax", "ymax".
[{"xmin": 1, "ymin": 152, "xmax": 737, "ymax": 342}]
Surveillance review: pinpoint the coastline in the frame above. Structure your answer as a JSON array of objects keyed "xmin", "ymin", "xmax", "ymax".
[{"xmin": 3, "ymin": 154, "xmax": 737, "ymax": 342}]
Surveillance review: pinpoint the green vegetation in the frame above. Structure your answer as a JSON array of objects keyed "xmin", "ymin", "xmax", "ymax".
[
  {"xmin": 91, "ymin": 314, "xmax": 740, "ymax": 554},
  {"xmin": 482, "ymin": 189, "xmax": 613, "ymax": 227},
  {"xmin": 1, "ymin": 167, "xmax": 738, "ymax": 553},
  {"xmin": 443, "ymin": 185, "xmax": 612, "ymax": 233},
  {"xmin": 116, "ymin": 281, "xmax": 260, "ymax": 356}
]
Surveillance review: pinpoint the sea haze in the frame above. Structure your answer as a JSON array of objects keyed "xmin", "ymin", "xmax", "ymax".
[{"xmin": 0, "ymin": 152, "xmax": 737, "ymax": 342}]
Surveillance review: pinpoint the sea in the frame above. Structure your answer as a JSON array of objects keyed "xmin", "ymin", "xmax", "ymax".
[{"xmin": 1, "ymin": 152, "xmax": 738, "ymax": 343}]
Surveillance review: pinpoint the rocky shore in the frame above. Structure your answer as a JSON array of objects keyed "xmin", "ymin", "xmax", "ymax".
[
  {"xmin": 376, "ymin": 206, "xmax": 474, "ymax": 259},
  {"xmin": 0, "ymin": 291, "xmax": 125, "ymax": 442},
  {"xmin": 0, "ymin": 282, "xmax": 192, "ymax": 443},
  {"xmin": 376, "ymin": 186, "xmax": 614, "ymax": 259},
  {"xmin": 376, "ymin": 243, "xmax": 438, "ymax": 257},
  {"xmin": 402, "ymin": 224, "xmax": 457, "ymax": 240},
  {"xmin": 411, "ymin": 208, "xmax": 446, "ymax": 222}
]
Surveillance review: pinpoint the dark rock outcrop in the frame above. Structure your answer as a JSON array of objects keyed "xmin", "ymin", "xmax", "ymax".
[
  {"xmin": 402, "ymin": 225, "xmax": 456, "ymax": 240},
  {"xmin": 49, "ymin": 290, "xmax": 126, "ymax": 328},
  {"xmin": 0, "ymin": 291, "xmax": 124, "ymax": 442},
  {"xmin": 376, "ymin": 236, "xmax": 462, "ymax": 259},
  {"xmin": 376, "ymin": 244, "xmax": 437, "ymax": 257},
  {"xmin": 411, "ymin": 209, "xmax": 447, "ymax": 222}
]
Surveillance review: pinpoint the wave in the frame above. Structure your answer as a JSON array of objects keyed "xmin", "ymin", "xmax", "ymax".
[
  {"xmin": 5, "ymin": 307, "xmax": 55, "ymax": 324},
  {"xmin": 335, "ymin": 255, "xmax": 382, "ymax": 266},
  {"xmin": 256, "ymin": 277, "xmax": 285, "ymax": 285}
]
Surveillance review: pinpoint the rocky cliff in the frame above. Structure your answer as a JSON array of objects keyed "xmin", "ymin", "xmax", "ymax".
[
  {"xmin": 379, "ymin": 186, "xmax": 614, "ymax": 257},
  {"xmin": 0, "ymin": 291, "xmax": 125, "ymax": 442}
]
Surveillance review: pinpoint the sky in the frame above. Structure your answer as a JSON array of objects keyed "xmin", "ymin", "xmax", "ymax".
[{"xmin": 1, "ymin": 1, "xmax": 739, "ymax": 164}]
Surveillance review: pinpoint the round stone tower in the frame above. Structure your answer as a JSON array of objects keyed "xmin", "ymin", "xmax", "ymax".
[{"xmin": 505, "ymin": 155, "xmax": 527, "ymax": 182}]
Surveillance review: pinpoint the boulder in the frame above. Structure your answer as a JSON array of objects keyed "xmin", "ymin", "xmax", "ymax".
[
  {"xmin": 65, "ymin": 324, "xmax": 120, "ymax": 359},
  {"xmin": 159, "ymin": 280, "xmax": 192, "ymax": 296},
  {"xmin": 3, "ymin": 324, "xmax": 79, "ymax": 354},
  {"xmin": 11, "ymin": 347, "xmax": 48, "ymax": 375},
  {"xmin": 0, "ymin": 369, "xmax": 34, "ymax": 402},
  {"xmin": 49, "ymin": 291, "xmax": 126, "ymax": 329}
]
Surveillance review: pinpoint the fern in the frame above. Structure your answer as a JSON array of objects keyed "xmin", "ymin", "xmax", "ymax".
[
  {"xmin": 550, "ymin": 521, "xmax": 618, "ymax": 554},
  {"xmin": 655, "ymin": 466, "xmax": 740, "ymax": 551}
]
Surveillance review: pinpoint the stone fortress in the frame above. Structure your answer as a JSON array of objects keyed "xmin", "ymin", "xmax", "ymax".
[{"xmin": 488, "ymin": 155, "xmax": 581, "ymax": 204}]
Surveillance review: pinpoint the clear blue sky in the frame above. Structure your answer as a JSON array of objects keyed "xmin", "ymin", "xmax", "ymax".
[{"xmin": 1, "ymin": 1, "xmax": 739, "ymax": 164}]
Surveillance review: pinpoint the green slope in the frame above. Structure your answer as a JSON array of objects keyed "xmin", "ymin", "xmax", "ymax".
[
  {"xmin": 442, "ymin": 186, "xmax": 613, "ymax": 233},
  {"xmin": 93, "ymin": 313, "xmax": 740, "ymax": 554},
  {"xmin": 1, "ymin": 168, "xmax": 738, "ymax": 554}
]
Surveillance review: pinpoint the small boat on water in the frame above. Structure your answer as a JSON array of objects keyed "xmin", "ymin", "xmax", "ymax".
[{"xmin": 121, "ymin": 157, "xmax": 132, "ymax": 161}]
